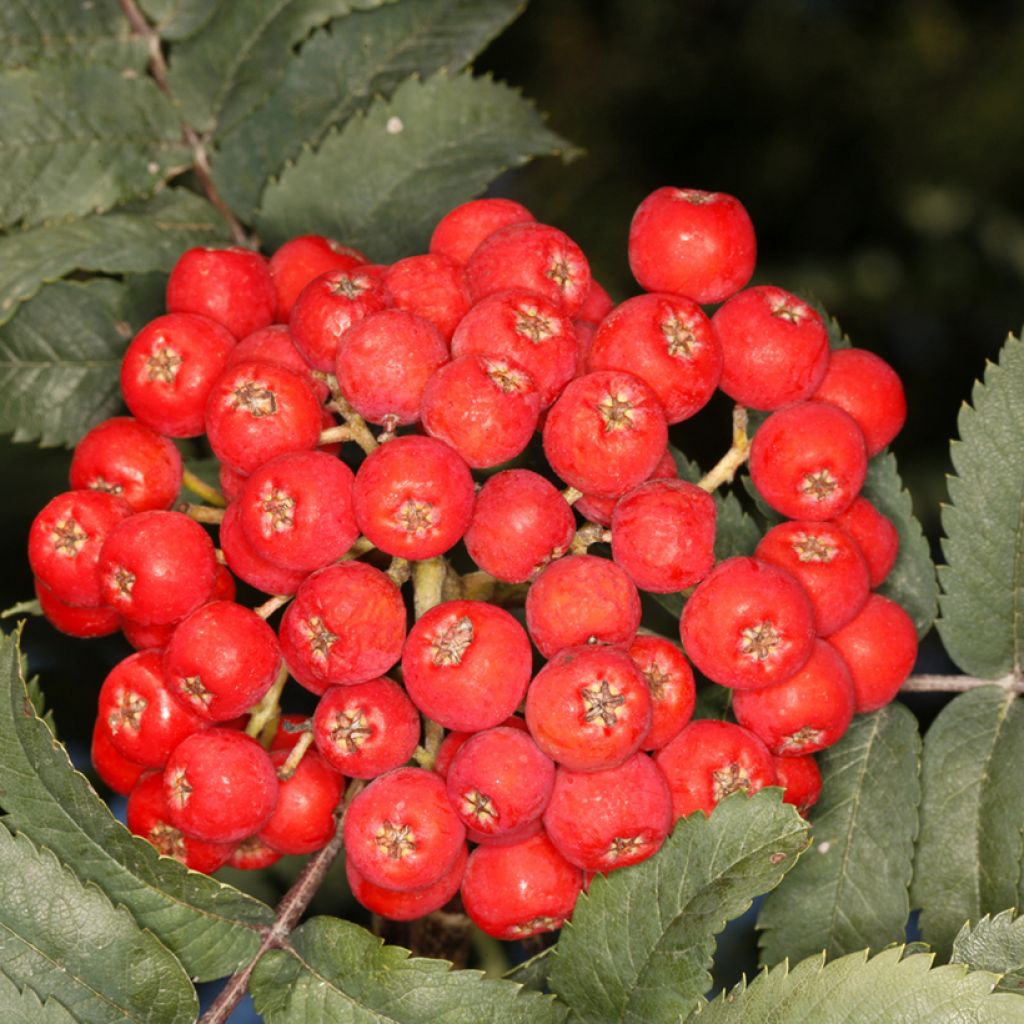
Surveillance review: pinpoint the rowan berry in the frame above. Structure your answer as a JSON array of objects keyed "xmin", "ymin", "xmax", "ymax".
[
  {"xmin": 229, "ymin": 836, "xmax": 282, "ymax": 871},
  {"xmin": 575, "ymin": 279, "xmax": 614, "ymax": 325},
  {"xmin": 626, "ymin": 635, "xmax": 696, "ymax": 750},
  {"xmin": 35, "ymin": 579, "xmax": 120, "ymax": 638},
  {"xmin": 432, "ymin": 716, "xmax": 529, "ymax": 780},
  {"xmin": 90, "ymin": 719, "xmax": 145, "ymax": 796},
  {"xmin": 429, "ymin": 197, "xmax": 535, "ymax": 264},
  {"xmin": 226, "ymin": 324, "xmax": 329, "ymax": 403},
  {"xmin": 773, "ymin": 754, "xmax": 822, "ymax": 816},
  {"xmin": 269, "ymin": 234, "xmax": 366, "ymax": 322},
  {"xmin": 831, "ymin": 496, "xmax": 900, "ymax": 588},
  {"xmin": 218, "ymin": 501, "xmax": 308, "ymax": 597},
  {"xmin": 574, "ymin": 447, "xmax": 678, "ymax": 528},
  {"xmin": 258, "ymin": 749, "xmax": 344, "ymax": 855},
  {"xmin": 382, "ymin": 253, "xmax": 470, "ymax": 339}
]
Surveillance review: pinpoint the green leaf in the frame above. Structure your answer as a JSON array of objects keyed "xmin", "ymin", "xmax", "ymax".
[
  {"xmin": 0, "ymin": 65, "xmax": 188, "ymax": 228},
  {"xmin": 139, "ymin": 0, "xmax": 224, "ymax": 41},
  {"xmin": 2, "ymin": 599, "xmax": 41, "ymax": 619},
  {"xmin": 0, "ymin": 827, "xmax": 197, "ymax": 1024},
  {"xmin": 757, "ymin": 704, "xmax": 922, "ymax": 966},
  {"xmin": 549, "ymin": 790, "xmax": 809, "ymax": 1024},
  {"xmin": 0, "ymin": 278, "xmax": 164, "ymax": 447},
  {"xmin": 911, "ymin": 686, "xmax": 1024, "ymax": 959},
  {"xmin": 166, "ymin": 0, "xmax": 394, "ymax": 133},
  {"xmin": 689, "ymin": 947, "xmax": 1023, "ymax": 1023},
  {"xmin": 953, "ymin": 910, "xmax": 1024, "ymax": 994},
  {"xmin": 0, "ymin": 189, "xmax": 228, "ymax": 328},
  {"xmin": 213, "ymin": 0, "xmax": 526, "ymax": 218},
  {"xmin": 938, "ymin": 331, "xmax": 1024, "ymax": 677},
  {"xmin": 0, "ymin": 627, "xmax": 275, "ymax": 982},
  {"xmin": 249, "ymin": 916, "xmax": 566, "ymax": 1024},
  {"xmin": 504, "ymin": 947, "xmax": 556, "ymax": 993},
  {"xmin": 0, "ymin": 966, "xmax": 79, "ymax": 1024},
  {"xmin": 0, "ymin": 0, "xmax": 146, "ymax": 71},
  {"xmin": 257, "ymin": 70, "xmax": 574, "ymax": 259}
]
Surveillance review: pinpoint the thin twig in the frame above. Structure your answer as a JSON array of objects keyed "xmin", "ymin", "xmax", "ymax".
[
  {"xmin": 177, "ymin": 502, "xmax": 225, "ymax": 525},
  {"xmin": 324, "ymin": 376, "xmax": 378, "ymax": 454},
  {"xmin": 569, "ymin": 522, "xmax": 611, "ymax": 555},
  {"xmin": 245, "ymin": 662, "xmax": 290, "ymax": 739},
  {"xmin": 562, "ymin": 486, "xmax": 583, "ymax": 505},
  {"xmin": 900, "ymin": 673, "xmax": 1024, "ymax": 695},
  {"xmin": 318, "ymin": 425, "xmax": 353, "ymax": 446},
  {"xmin": 255, "ymin": 594, "xmax": 292, "ymax": 620},
  {"xmin": 277, "ymin": 731, "xmax": 315, "ymax": 780},
  {"xmin": 182, "ymin": 469, "xmax": 226, "ymax": 508},
  {"xmin": 412, "ymin": 557, "xmax": 447, "ymax": 620},
  {"xmin": 698, "ymin": 405, "xmax": 750, "ymax": 492}
]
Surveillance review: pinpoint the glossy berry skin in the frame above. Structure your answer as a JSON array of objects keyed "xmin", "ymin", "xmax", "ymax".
[
  {"xmin": 29, "ymin": 490, "xmax": 132, "ymax": 607},
  {"xmin": 229, "ymin": 837, "xmax": 282, "ymax": 871},
  {"xmin": 587, "ymin": 293, "xmax": 722, "ymax": 422},
  {"xmin": 279, "ymin": 561, "xmax": 407, "ymax": 694},
  {"xmin": 774, "ymin": 754, "xmax": 822, "ymax": 815},
  {"xmin": 204, "ymin": 360, "xmax": 323, "ymax": 475},
  {"xmin": 218, "ymin": 501, "xmax": 308, "ymax": 597},
  {"xmin": 812, "ymin": 347, "xmax": 907, "ymax": 456},
  {"xmin": 446, "ymin": 727, "xmax": 556, "ymax": 840},
  {"xmin": 91, "ymin": 719, "xmax": 145, "ymax": 796},
  {"xmin": 576, "ymin": 279, "xmax": 615, "ymax": 325},
  {"xmin": 348, "ymin": 842, "xmax": 467, "ymax": 922},
  {"xmin": 543, "ymin": 752, "xmax": 672, "ymax": 873},
  {"xmin": 732, "ymin": 640, "xmax": 855, "ymax": 755},
  {"xmin": 70, "ymin": 417, "xmax": 183, "ymax": 512},
  {"xmin": 35, "ymin": 577, "xmax": 120, "ymax": 637},
  {"xmin": 352, "ymin": 435, "xmax": 475, "ymax": 560},
  {"xmin": 526, "ymin": 645, "xmax": 652, "ymax": 772},
  {"xmin": 680, "ymin": 557, "xmax": 816, "ymax": 690},
  {"xmin": 429, "ymin": 197, "xmax": 535, "ymax": 264},
  {"xmin": 574, "ymin": 448, "xmax": 678, "ymax": 528},
  {"xmin": 463, "ymin": 470, "xmax": 576, "ymax": 583},
  {"xmin": 98, "ymin": 510, "xmax": 217, "ymax": 625},
  {"xmin": 754, "ymin": 520, "xmax": 870, "ymax": 636},
  {"xmin": 402, "ymin": 600, "xmax": 533, "ymax": 732},
  {"xmin": 627, "ymin": 635, "xmax": 696, "ymax": 750},
  {"xmin": 167, "ymin": 246, "xmax": 276, "ymax": 340},
  {"xmin": 433, "ymin": 716, "xmax": 529, "ymax": 780},
  {"xmin": 163, "ymin": 601, "xmax": 282, "ymax": 721},
  {"xmin": 712, "ymin": 286, "xmax": 830, "ymax": 410},
  {"xmin": 543, "ymin": 370, "xmax": 668, "ymax": 498},
  {"xmin": 97, "ymin": 650, "xmax": 206, "ymax": 769},
  {"xmin": 164, "ymin": 728, "xmax": 279, "ymax": 843},
  {"xmin": 831, "ymin": 497, "xmax": 900, "ymax": 588},
  {"xmin": 312, "ymin": 678, "xmax": 420, "ymax": 779},
  {"xmin": 420, "ymin": 354, "xmax": 540, "ymax": 468},
  {"xmin": 654, "ymin": 719, "xmax": 777, "ymax": 821},
  {"xmin": 238, "ymin": 450, "xmax": 358, "ymax": 573},
  {"xmin": 269, "ymin": 234, "xmax": 366, "ymax": 322},
  {"xmin": 343, "ymin": 767, "xmax": 466, "ymax": 892},
  {"xmin": 382, "ymin": 253, "xmax": 470, "ymax": 340},
  {"xmin": 460, "ymin": 832, "xmax": 583, "ymax": 940},
  {"xmin": 464, "ymin": 221, "xmax": 592, "ymax": 316},
  {"xmin": 258, "ymin": 749, "xmax": 344, "ymax": 855},
  {"xmin": 826, "ymin": 594, "xmax": 918, "ymax": 713},
  {"xmin": 226, "ymin": 324, "xmax": 330, "ymax": 403},
  {"xmin": 526, "ymin": 554, "xmax": 641, "ymax": 659},
  {"xmin": 628, "ymin": 187, "xmax": 756, "ymax": 304},
  {"xmin": 611, "ymin": 479, "xmax": 717, "ymax": 593}
]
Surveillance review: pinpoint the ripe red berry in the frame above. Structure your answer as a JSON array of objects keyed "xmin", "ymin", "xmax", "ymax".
[
  {"xmin": 574, "ymin": 447, "xmax": 678, "ymax": 528},
  {"xmin": 35, "ymin": 578, "xmax": 120, "ymax": 638},
  {"xmin": 91, "ymin": 719, "xmax": 145, "ymax": 796},
  {"xmin": 679, "ymin": 557, "xmax": 816, "ymax": 690},
  {"xmin": 576, "ymin": 279, "xmax": 614, "ymax": 325},
  {"xmin": 269, "ymin": 234, "xmax": 366, "ymax": 322},
  {"xmin": 429, "ymin": 197, "xmax": 535, "ymax": 265},
  {"xmin": 773, "ymin": 754, "xmax": 822, "ymax": 815},
  {"xmin": 831, "ymin": 496, "xmax": 900, "ymax": 588},
  {"xmin": 226, "ymin": 324, "xmax": 329, "ymax": 403},
  {"xmin": 626, "ymin": 635, "xmax": 696, "ymax": 750},
  {"xmin": 347, "ymin": 842, "xmax": 467, "ymax": 922},
  {"xmin": 229, "ymin": 836, "xmax": 282, "ymax": 871},
  {"xmin": 382, "ymin": 253, "xmax": 470, "ymax": 339},
  {"xmin": 218, "ymin": 501, "xmax": 308, "ymax": 597},
  {"xmin": 258, "ymin": 749, "xmax": 344, "ymax": 855},
  {"xmin": 432, "ymin": 715, "xmax": 529, "ymax": 780},
  {"xmin": 628, "ymin": 187, "xmax": 756, "ymax": 304}
]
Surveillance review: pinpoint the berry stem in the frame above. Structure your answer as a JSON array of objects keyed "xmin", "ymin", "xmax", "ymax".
[
  {"xmin": 412, "ymin": 557, "xmax": 447, "ymax": 620},
  {"xmin": 900, "ymin": 673, "xmax": 1024, "ymax": 694},
  {"xmin": 323, "ymin": 375, "xmax": 378, "ymax": 454},
  {"xmin": 569, "ymin": 521, "xmax": 611, "ymax": 554},
  {"xmin": 698, "ymin": 405, "xmax": 750, "ymax": 492},
  {"xmin": 317, "ymin": 424, "xmax": 353, "ymax": 446},
  {"xmin": 254, "ymin": 593, "xmax": 293, "ymax": 620},
  {"xmin": 340, "ymin": 536, "xmax": 376, "ymax": 561},
  {"xmin": 245, "ymin": 662, "xmax": 290, "ymax": 739},
  {"xmin": 277, "ymin": 730, "xmax": 315, "ymax": 780},
  {"xmin": 182, "ymin": 469, "xmax": 227, "ymax": 508},
  {"xmin": 177, "ymin": 502, "xmax": 225, "ymax": 524},
  {"xmin": 562, "ymin": 486, "xmax": 583, "ymax": 505},
  {"xmin": 386, "ymin": 557, "xmax": 412, "ymax": 587},
  {"xmin": 413, "ymin": 718, "xmax": 446, "ymax": 771}
]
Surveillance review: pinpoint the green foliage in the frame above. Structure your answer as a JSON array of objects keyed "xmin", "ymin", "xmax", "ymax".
[
  {"xmin": 0, "ymin": 827, "xmax": 198, "ymax": 1023},
  {"xmin": 139, "ymin": 0, "xmax": 223, "ymax": 41},
  {"xmin": 257, "ymin": 70, "xmax": 574, "ymax": 259},
  {"xmin": 938, "ymin": 331, "xmax": 1024, "ymax": 678},
  {"xmin": 953, "ymin": 910, "xmax": 1024, "ymax": 994},
  {"xmin": 911, "ymin": 687, "xmax": 1024, "ymax": 959},
  {"xmin": 548, "ymin": 790, "xmax": 809, "ymax": 1023},
  {"xmin": 758, "ymin": 704, "xmax": 922, "ymax": 966},
  {"xmin": 0, "ymin": 627, "xmax": 275, "ymax": 982},
  {"xmin": 249, "ymin": 916, "xmax": 566, "ymax": 1023},
  {"xmin": 0, "ymin": 967, "xmax": 81, "ymax": 1024}
]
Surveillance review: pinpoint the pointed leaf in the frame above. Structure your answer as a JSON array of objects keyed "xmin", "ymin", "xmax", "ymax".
[
  {"xmin": 757, "ymin": 704, "xmax": 922, "ymax": 966},
  {"xmin": 689, "ymin": 947, "xmax": 1023, "ymax": 1023},
  {"xmin": 139, "ymin": 0, "xmax": 224, "ymax": 41},
  {"xmin": 213, "ymin": 0, "xmax": 526, "ymax": 218},
  {"xmin": 0, "ymin": 278, "xmax": 164, "ymax": 447},
  {"xmin": 938, "ymin": 331, "xmax": 1024, "ymax": 677},
  {"xmin": 953, "ymin": 910, "xmax": 1024, "ymax": 994},
  {"xmin": 249, "ymin": 916, "xmax": 566, "ymax": 1024},
  {"xmin": 548, "ymin": 790, "xmax": 809, "ymax": 1024},
  {"xmin": 911, "ymin": 686, "xmax": 1024, "ymax": 958},
  {"xmin": 0, "ymin": 189, "xmax": 229, "ymax": 328},
  {"xmin": 0, "ymin": 627, "xmax": 275, "ymax": 982},
  {"xmin": 504, "ymin": 947, "xmax": 556, "ymax": 993},
  {"xmin": 257, "ymin": 71, "xmax": 574, "ymax": 259},
  {"xmin": 0, "ymin": 966, "xmax": 79, "ymax": 1024},
  {"xmin": 0, "ymin": 828, "xmax": 197, "ymax": 1024},
  {"xmin": 2, "ymin": 599, "xmax": 41, "ymax": 619}
]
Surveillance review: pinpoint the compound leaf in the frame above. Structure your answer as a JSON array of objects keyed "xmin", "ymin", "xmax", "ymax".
[
  {"xmin": 911, "ymin": 686, "xmax": 1024, "ymax": 959},
  {"xmin": 0, "ymin": 828, "xmax": 197, "ymax": 1024},
  {"xmin": 758, "ymin": 704, "xmax": 922, "ymax": 966},
  {"xmin": 0, "ymin": 278, "xmax": 164, "ymax": 447},
  {"xmin": 938, "ymin": 331, "xmax": 1024, "ymax": 677},
  {"xmin": 0, "ymin": 966, "xmax": 79, "ymax": 1024},
  {"xmin": 688, "ymin": 947, "xmax": 1023, "ymax": 1024},
  {"xmin": 257, "ymin": 70, "xmax": 574, "ymax": 259},
  {"xmin": 953, "ymin": 910, "xmax": 1024, "ymax": 994},
  {"xmin": 0, "ymin": 627, "xmax": 275, "ymax": 982},
  {"xmin": 214, "ymin": 0, "xmax": 526, "ymax": 218},
  {"xmin": 139, "ymin": 0, "xmax": 224, "ymax": 41},
  {"xmin": 249, "ymin": 916, "xmax": 566, "ymax": 1024},
  {"xmin": 548, "ymin": 790, "xmax": 809, "ymax": 1024}
]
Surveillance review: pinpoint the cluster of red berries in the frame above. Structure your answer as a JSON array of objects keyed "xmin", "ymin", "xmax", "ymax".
[{"xmin": 26, "ymin": 185, "xmax": 916, "ymax": 941}]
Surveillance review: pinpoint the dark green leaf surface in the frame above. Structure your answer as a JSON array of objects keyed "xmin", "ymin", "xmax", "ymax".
[
  {"xmin": 139, "ymin": 0, "xmax": 224, "ymax": 40},
  {"xmin": 953, "ymin": 910, "xmax": 1024, "ymax": 994},
  {"xmin": 0, "ymin": 65, "xmax": 188, "ymax": 228},
  {"xmin": 689, "ymin": 947, "xmax": 1023, "ymax": 1023},
  {"xmin": 0, "ymin": 966, "xmax": 79, "ymax": 1024},
  {"xmin": 0, "ymin": 828, "xmax": 197, "ymax": 1024},
  {"xmin": 214, "ymin": 0, "xmax": 525, "ymax": 218},
  {"xmin": 0, "ymin": 279, "xmax": 163, "ymax": 447},
  {"xmin": 912, "ymin": 686, "xmax": 1024, "ymax": 959},
  {"xmin": 503, "ymin": 946, "xmax": 556, "ymax": 993},
  {"xmin": 549, "ymin": 790, "xmax": 809, "ymax": 1024},
  {"xmin": 0, "ymin": 628, "xmax": 274, "ymax": 982},
  {"xmin": 938, "ymin": 331, "xmax": 1024, "ymax": 677},
  {"xmin": 0, "ymin": 189, "xmax": 228, "ymax": 328},
  {"xmin": 249, "ymin": 916, "xmax": 566, "ymax": 1024},
  {"xmin": 257, "ymin": 71, "xmax": 573, "ymax": 259},
  {"xmin": 758, "ymin": 704, "xmax": 922, "ymax": 966}
]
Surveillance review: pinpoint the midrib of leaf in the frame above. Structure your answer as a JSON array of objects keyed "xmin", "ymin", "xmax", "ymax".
[
  {"xmin": 1012, "ymin": 492, "xmax": 1024, "ymax": 678},
  {"xmin": 973, "ymin": 690, "xmax": 1015, "ymax": 909}
]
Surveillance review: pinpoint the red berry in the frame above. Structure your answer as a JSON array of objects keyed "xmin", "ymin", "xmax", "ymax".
[
  {"xmin": 429, "ymin": 198, "xmax": 535, "ymax": 265},
  {"xmin": 226, "ymin": 324, "xmax": 329, "ymax": 403},
  {"xmin": 91, "ymin": 719, "xmax": 145, "ymax": 796},
  {"xmin": 269, "ymin": 235, "xmax": 366, "ymax": 322},
  {"xmin": 120, "ymin": 617, "xmax": 176, "ymax": 652},
  {"xmin": 258, "ymin": 749, "xmax": 344, "ymax": 855},
  {"xmin": 229, "ymin": 836, "xmax": 283, "ymax": 871},
  {"xmin": 348, "ymin": 842, "xmax": 467, "ymax": 921},
  {"xmin": 35, "ymin": 578, "xmax": 120, "ymax": 638},
  {"xmin": 218, "ymin": 501, "xmax": 308, "ymax": 597},
  {"xmin": 628, "ymin": 187, "xmax": 756, "ymax": 304},
  {"xmin": 382, "ymin": 253, "xmax": 470, "ymax": 339},
  {"xmin": 576, "ymin": 279, "xmax": 614, "ymax": 325},
  {"xmin": 679, "ymin": 556, "xmax": 816, "ymax": 690},
  {"xmin": 626, "ymin": 635, "xmax": 696, "ymax": 750},
  {"xmin": 269, "ymin": 713, "xmax": 311, "ymax": 752},
  {"xmin": 773, "ymin": 754, "xmax": 822, "ymax": 815},
  {"xmin": 831, "ymin": 497, "xmax": 900, "ymax": 588},
  {"xmin": 432, "ymin": 716, "xmax": 528, "ymax": 780},
  {"xmin": 574, "ymin": 447, "xmax": 678, "ymax": 528}
]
